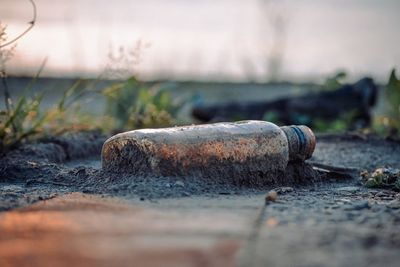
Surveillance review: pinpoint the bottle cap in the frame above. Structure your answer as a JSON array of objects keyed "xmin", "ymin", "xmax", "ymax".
[{"xmin": 281, "ymin": 125, "xmax": 316, "ymax": 162}]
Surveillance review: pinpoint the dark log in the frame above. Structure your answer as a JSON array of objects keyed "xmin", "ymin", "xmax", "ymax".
[{"xmin": 192, "ymin": 78, "xmax": 378, "ymax": 129}]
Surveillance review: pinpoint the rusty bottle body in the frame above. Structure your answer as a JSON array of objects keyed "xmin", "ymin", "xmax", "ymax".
[{"xmin": 101, "ymin": 121, "xmax": 315, "ymax": 181}]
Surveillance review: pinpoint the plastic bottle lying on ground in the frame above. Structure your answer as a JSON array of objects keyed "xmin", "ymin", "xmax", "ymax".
[{"xmin": 101, "ymin": 120, "xmax": 316, "ymax": 184}]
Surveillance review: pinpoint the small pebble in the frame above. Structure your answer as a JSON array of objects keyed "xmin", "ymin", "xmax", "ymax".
[
  {"xmin": 345, "ymin": 200, "xmax": 370, "ymax": 211},
  {"xmin": 375, "ymin": 191, "xmax": 388, "ymax": 197},
  {"xmin": 336, "ymin": 186, "xmax": 359, "ymax": 193},
  {"xmin": 174, "ymin": 181, "xmax": 185, "ymax": 187},
  {"xmin": 274, "ymin": 187, "xmax": 294, "ymax": 194},
  {"xmin": 2, "ymin": 185, "xmax": 25, "ymax": 192},
  {"xmin": 388, "ymin": 201, "xmax": 400, "ymax": 209},
  {"xmin": 266, "ymin": 218, "xmax": 278, "ymax": 227},
  {"xmin": 265, "ymin": 190, "xmax": 278, "ymax": 203}
]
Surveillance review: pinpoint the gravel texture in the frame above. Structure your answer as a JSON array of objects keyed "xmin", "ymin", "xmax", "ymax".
[{"xmin": 1, "ymin": 132, "xmax": 400, "ymax": 266}]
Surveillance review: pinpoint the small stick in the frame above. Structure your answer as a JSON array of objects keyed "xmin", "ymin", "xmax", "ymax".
[
  {"xmin": 0, "ymin": 0, "xmax": 37, "ymax": 48},
  {"xmin": 310, "ymin": 162, "xmax": 359, "ymax": 179}
]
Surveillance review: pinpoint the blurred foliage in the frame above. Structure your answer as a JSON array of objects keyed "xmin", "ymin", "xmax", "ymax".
[
  {"xmin": 0, "ymin": 80, "xmax": 98, "ymax": 153},
  {"xmin": 1, "ymin": 66, "xmax": 180, "ymax": 153},
  {"xmin": 321, "ymin": 71, "xmax": 347, "ymax": 91},
  {"xmin": 0, "ymin": 3, "xmax": 182, "ymax": 153},
  {"xmin": 262, "ymin": 111, "xmax": 280, "ymax": 123},
  {"xmin": 263, "ymin": 109, "xmax": 356, "ymax": 133},
  {"xmin": 313, "ymin": 110, "xmax": 358, "ymax": 133},
  {"xmin": 373, "ymin": 69, "xmax": 400, "ymax": 138},
  {"xmin": 313, "ymin": 118, "xmax": 348, "ymax": 133},
  {"xmin": 362, "ymin": 168, "xmax": 400, "ymax": 191},
  {"xmin": 0, "ymin": 90, "xmax": 46, "ymax": 152},
  {"xmin": 263, "ymin": 70, "xmax": 357, "ymax": 133},
  {"xmin": 0, "ymin": 24, "xmax": 15, "ymax": 74},
  {"xmin": 102, "ymin": 77, "xmax": 180, "ymax": 131}
]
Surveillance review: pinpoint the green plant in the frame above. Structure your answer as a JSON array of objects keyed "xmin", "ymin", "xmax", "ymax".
[
  {"xmin": 312, "ymin": 110, "xmax": 359, "ymax": 133},
  {"xmin": 362, "ymin": 168, "xmax": 400, "ymax": 191},
  {"xmin": 1, "ymin": 25, "xmax": 100, "ymax": 152},
  {"xmin": 43, "ymin": 79, "xmax": 104, "ymax": 134},
  {"xmin": 313, "ymin": 117, "xmax": 348, "ymax": 133},
  {"xmin": 0, "ymin": 3, "xmax": 42, "ymax": 153},
  {"xmin": 262, "ymin": 111, "xmax": 280, "ymax": 124},
  {"xmin": 373, "ymin": 69, "xmax": 400, "ymax": 137},
  {"xmin": 0, "ymin": 0, "xmax": 182, "ymax": 153},
  {"xmin": 0, "ymin": 90, "xmax": 45, "ymax": 151},
  {"xmin": 103, "ymin": 77, "xmax": 180, "ymax": 130},
  {"xmin": 0, "ymin": 23, "xmax": 16, "ymax": 131},
  {"xmin": 321, "ymin": 71, "xmax": 347, "ymax": 91},
  {"xmin": 0, "ymin": 77, "xmax": 100, "ymax": 153},
  {"xmin": 1, "ymin": 0, "xmax": 36, "ymax": 119}
]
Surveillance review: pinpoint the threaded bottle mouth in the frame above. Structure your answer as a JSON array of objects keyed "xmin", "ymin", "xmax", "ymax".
[{"xmin": 281, "ymin": 125, "xmax": 316, "ymax": 162}]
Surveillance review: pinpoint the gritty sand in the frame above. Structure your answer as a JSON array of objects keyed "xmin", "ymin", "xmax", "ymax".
[{"xmin": 0, "ymin": 132, "xmax": 400, "ymax": 267}]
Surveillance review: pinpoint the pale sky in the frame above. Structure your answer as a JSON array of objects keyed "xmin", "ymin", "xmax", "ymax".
[{"xmin": 1, "ymin": 0, "xmax": 400, "ymax": 82}]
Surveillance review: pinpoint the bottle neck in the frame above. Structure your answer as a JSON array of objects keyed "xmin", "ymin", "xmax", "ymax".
[{"xmin": 280, "ymin": 125, "xmax": 316, "ymax": 162}]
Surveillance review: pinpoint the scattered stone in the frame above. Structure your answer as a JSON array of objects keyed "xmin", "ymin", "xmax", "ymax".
[
  {"xmin": 265, "ymin": 190, "xmax": 278, "ymax": 203},
  {"xmin": 3, "ymin": 192, "xmax": 19, "ymax": 198},
  {"xmin": 2, "ymin": 185, "xmax": 25, "ymax": 192},
  {"xmin": 274, "ymin": 187, "xmax": 294, "ymax": 194},
  {"xmin": 82, "ymin": 189, "xmax": 94, "ymax": 193},
  {"xmin": 266, "ymin": 218, "xmax": 278, "ymax": 227},
  {"xmin": 375, "ymin": 191, "xmax": 388, "ymax": 198},
  {"xmin": 174, "ymin": 181, "xmax": 185, "ymax": 187},
  {"xmin": 338, "ymin": 198, "xmax": 351, "ymax": 203},
  {"xmin": 344, "ymin": 200, "xmax": 370, "ymax": 211},
  {"xmin": 127, "ymin": 184, "xmax": 137, "ymax": 190},
  {"xmin": 388, "ymin": 201, "xmax": 400, "ymax": 210},
  {"xmin": 273, "ymin": 204, "xmax": 287, "ymax": 211},
  {"xmin": 337, "ymin": 186, "xmax": 360, "ymax": 193},
  {"xmin": 381, "ymin": 196, "xmax": 395, "ymax": 201}
]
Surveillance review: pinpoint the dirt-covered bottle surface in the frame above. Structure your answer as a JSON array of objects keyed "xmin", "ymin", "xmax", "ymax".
[{"xmin": 101, "ymin": 120, "xmax": 316, "ymax": 183}]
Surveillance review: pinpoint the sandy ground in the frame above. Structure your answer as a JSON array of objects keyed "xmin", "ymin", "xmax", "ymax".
[{"xmin": 0, "ymin": 132, "xmax": 400, "ymax": 266}]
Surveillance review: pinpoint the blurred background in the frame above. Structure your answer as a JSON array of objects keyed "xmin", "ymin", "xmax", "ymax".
[
  {"xmin": 2, "ymin": 0, "xmax": 399, "ymax": 82},
  {"xmin": 0, "ymin": 0, "xmax": 399, "ymax": 152}
]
